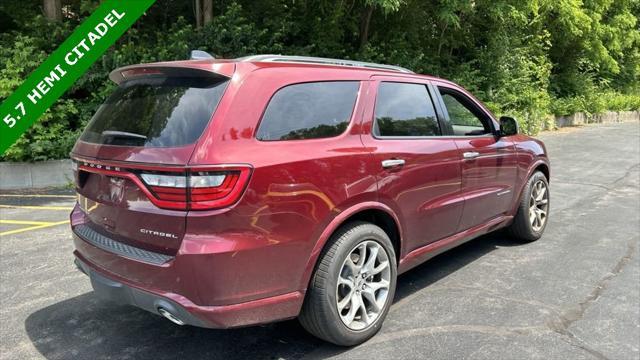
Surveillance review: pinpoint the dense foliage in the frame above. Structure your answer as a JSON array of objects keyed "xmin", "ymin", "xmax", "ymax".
[{"xmin": 1, "ymin": 0, "xmax": 638, "ymax": 161}]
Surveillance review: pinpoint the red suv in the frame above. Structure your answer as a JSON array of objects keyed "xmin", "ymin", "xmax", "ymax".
[{"xmin": 70, "ymin": 54, "xmax": 550, "ymax": 346}]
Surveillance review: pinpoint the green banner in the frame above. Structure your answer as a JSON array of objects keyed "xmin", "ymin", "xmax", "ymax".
[{"xmin": 0, "ymin": 0, "xmax": 156, "ymax": 154}]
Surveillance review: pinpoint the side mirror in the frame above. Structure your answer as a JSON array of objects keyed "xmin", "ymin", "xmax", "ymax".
[{"xmin": 499, "ymin": 116, "xmax": 519, "ymax": 137}]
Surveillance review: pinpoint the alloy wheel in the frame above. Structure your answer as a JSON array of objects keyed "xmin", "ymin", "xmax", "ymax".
[
  {"xmin": 529, "ymin": 180, "xmax": 549, "ymax": 232},
  {"xmin": 336, "ymin": 240, "xmax": 391, "ymax": 331}
]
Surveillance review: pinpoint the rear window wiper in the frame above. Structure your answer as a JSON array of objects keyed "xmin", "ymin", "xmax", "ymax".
[{"xmin": 101, "ymin": 130, "xmax": 148, "ymax": 140}]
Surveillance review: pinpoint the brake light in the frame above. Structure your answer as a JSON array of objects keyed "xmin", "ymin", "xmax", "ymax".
[
  {"xmin": 120, "ymin": 68, "xmax": 165, "ymax": 79},
  {"xmin": 140, "ymin": 168, "xmax": 251, "ymax": 210},
  {"xmin": 188, "ymin": 171, "xmax": 242, "ymax": 209},
  {"xmin": 76, "ymin": 161, "xmax": 251, "ymax": 211}
]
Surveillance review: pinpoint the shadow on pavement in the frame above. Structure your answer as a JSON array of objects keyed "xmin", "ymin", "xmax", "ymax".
[
  {"xmin": 24, "ymin": 232, "xmax": 518, "ymax": 360},
  {"xmin": 394, "ymin": 231, "xmax": 518, "ymax": 303}
]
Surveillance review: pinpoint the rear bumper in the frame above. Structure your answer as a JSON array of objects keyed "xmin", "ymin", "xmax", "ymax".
[
  {"xmin": 70, "ymin": 202, "xmax": 307, "ymax": 328},
  {"xmin": 74, "ymin": 255, "xmax": 304, "ymax": 328}
]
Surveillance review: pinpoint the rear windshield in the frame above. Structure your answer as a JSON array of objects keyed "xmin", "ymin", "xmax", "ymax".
[{"xmin": 80, "ymin": 76, "xmax": 229, "ymax": 147}]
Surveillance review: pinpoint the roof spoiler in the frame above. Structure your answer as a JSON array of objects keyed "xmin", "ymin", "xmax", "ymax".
[{"xmin": 109, "ymin": 62, "xmax": 234, "ymax": 84}]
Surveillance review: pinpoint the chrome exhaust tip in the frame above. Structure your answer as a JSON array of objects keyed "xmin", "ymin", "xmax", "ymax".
[{"xmin": 157, "ymin": 307, "xmax": 185, "ymax": 325}]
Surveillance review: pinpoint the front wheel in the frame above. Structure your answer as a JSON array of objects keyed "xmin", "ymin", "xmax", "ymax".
[
  {"xmin": 508, "ymin": 171, "xmax": 550, "ymax": 242},
  {"xmin": 299, "ymin": 221, "xmax": 397, "ymax": 346}
]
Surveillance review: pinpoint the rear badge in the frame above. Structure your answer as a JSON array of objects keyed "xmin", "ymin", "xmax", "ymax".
[
  {"xmin": 109, "ymin": 177, "xmax": 125, "ymax": 203},
  {"xmin": 140, "ymin": 228, "xmax": 179, "ymax": 239}
]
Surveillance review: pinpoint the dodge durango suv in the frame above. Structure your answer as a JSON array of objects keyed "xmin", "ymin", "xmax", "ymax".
[{"xmin": 69, "ymin": 54, "xmax": 550, "ymax": 346}]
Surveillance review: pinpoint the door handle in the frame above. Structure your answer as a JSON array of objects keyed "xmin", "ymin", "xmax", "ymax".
[
  {"xmin": 463, "ymin": 151, "xmax": 480, "ymax": 160},
  {"xmin": 382, "ymin": 159, "xmax": 405, "ymax": 169}
]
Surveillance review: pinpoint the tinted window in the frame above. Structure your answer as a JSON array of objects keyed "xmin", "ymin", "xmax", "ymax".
[
  {"xmin": 374, "ymin": 82, "xmax": 440, "ymax": 137},
  {"xmin": 439, "ymin": 90, "xmax": 490, "ymax": 136},
  {"xmin": 256, "ymin": 81, "xmax": 359, "ymax": 141},
  {"xmin": 80, "ymin": 77, "xmax": 228, "ymax": 147}
]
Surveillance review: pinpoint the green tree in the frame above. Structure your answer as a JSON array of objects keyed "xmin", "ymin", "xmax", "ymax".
[{"xmin": 0, "ymin": 0, "xmax": 638, "ymax": 161}]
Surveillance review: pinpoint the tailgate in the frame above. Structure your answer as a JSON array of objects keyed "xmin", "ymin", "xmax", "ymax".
[
  {"xmin": 74, "ymin": 159, "xmax": 187, "ymax": 255},
  {"xmin": 70, "ymin": 62, "xmax": 234, "ymax": 255}
]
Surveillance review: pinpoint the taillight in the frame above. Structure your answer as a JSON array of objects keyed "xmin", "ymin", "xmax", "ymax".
[
  {"xmin": 140, "ymin": 173, "xmax": 188, "ymax": 205},
  {"xmin": 141, "ymin": 173, "xmax": 188, "ymax": 188},
  {"xmin": 188, "ymin": 171, "xmax": 242, "ymax": 209},
  {"xmin": 76, "ymin": 161, "xmax": 251, "ymax": 211},
  {"xmin": 138, "ymin": 167, "xmax": 251, "ymax": 211}
]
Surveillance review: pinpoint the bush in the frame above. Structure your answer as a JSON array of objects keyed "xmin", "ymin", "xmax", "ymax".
[
  {"xmin": 550, "ymin": 92, "xmax": 640, "ymax": 116},
  {"xmin": 0, "ymin": 32, "xmax": 83, "ymax": 161}
]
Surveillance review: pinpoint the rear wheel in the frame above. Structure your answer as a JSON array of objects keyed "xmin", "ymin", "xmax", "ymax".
[
  {"xmin": 508, "ymin": 171, "xmax": 550, "ymax": 242},
  {"xmin": 299, "ymin": 221, "xmax": 397, "ymax": 346}
]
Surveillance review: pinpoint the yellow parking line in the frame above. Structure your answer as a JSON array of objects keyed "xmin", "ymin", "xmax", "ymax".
[
  {"xmin": 0, "ymin": 194, "xmax": 76, "ymax": 198},
  {"xmin": 0, "ymin": 220, "xmax": 69, "ymax": 236},
  {"xmin": 0, "ymin": 204, "xmax": 74, "ymax": 211},
  {"xmin": 0, "ymin": 220, "xmax": 55, "ymax": 226}
]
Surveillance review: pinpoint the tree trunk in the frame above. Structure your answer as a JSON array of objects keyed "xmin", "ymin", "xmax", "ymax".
[
  {"xmin": 202, "ymin": 0, "xmax": 213, "ymax": 25},
  {"xmin": 43, "ymin": 0, "xmax": 62, "ymax": 21},
  {"xmin": 359, "ymin": 5, "xmax": 374, "ymax": 50},
  {"xmin": 194, "ymin": 0, "xmax": 203, "ymax": 28},
  {"xmin": 436, "ymin": 22, "xmax": 450, "ymax": 58}
]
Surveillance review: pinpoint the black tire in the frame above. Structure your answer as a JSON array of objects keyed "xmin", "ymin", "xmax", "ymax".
[
  {"xmin": 508, "ymin": 171, "xmax": 550, "ymax": 242},
  {"xmin": 299, "ymin": 221, "xmax": 397, "ymax": 346}
]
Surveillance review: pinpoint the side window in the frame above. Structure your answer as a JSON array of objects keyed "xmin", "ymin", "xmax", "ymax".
[
  {"xmin": 439, "ymin": 90, "xmax": 490, "ymax": 136},
  {"xmin": 256, "ymin": 81, "xmax": 359, "ymax": 141},
  {"xmin": 374, "ymin": 82, "xmax": 441, "ymax": 137}
]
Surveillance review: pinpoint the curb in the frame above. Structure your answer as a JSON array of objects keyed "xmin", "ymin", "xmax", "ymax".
[
  {"xmin": 555, "ymin": 110, "xmax": 639, "ymax": 127},
  {"xmin": 0, "ymin": 159, "xmax": 73, "ymax": 190}
]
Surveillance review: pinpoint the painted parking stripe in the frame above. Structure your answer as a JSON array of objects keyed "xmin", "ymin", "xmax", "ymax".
[
  {"xmin": 0, "ymin": 194, "xmax": 76, "ymax": 198},
  {"xmin": 0, "ymin": 220, "xmax": 56, "ymax": 226},
  {"xmin": 0, "ymin": 220, "xmax": 69, "ymax": 236},
  {"xmin": 0, "ymin": 204, "xmax": 74, "ymax": 211}
]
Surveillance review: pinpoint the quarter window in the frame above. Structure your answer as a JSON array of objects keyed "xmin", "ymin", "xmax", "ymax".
[
  {"xmin": 256, "ymin": 81, "xmax": 359, "ymax": 141},
  {"xmin": 374, "ymin": 82, "xmax": 440, "ymax": 137}
]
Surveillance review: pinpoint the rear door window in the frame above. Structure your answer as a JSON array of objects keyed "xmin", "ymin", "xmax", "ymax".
[
  {"xmin": 373, "ymin": 82, "xmax": 441, "ymax": 137},
  {"xmin": 80, "ymin": 76, "xmax": 229, "ymax": 147},
  {"xmin": 256, "ymin": 81, "xmax": 359, "ymax": 141}
]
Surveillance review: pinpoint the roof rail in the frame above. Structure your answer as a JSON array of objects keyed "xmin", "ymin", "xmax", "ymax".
[{"xmin": 238, "ymin": 55, "xmax": 414, "ymax": 73}]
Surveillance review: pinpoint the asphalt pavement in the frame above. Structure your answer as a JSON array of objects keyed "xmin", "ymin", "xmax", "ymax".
[{"xmin": 0, "ymin": 122, "xmax": 638, "ymax": 360}]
